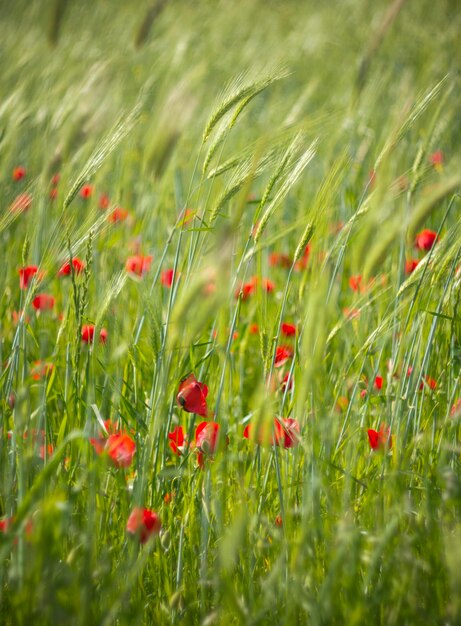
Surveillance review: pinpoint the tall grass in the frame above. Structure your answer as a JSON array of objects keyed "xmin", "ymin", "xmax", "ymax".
[{"xmin": 1, "ymin": 0, "xmax": 461, "ymax": 624}]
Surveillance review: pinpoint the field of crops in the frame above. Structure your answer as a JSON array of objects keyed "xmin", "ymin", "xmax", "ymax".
[{"xmin": 1, "ymin": 1, "xmax": 461, "ymax": 624}]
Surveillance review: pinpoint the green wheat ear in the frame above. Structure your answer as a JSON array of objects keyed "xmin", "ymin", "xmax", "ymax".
[{"xmin": 202, "ymin": 68, "xmax": 290, "ymax": 143}]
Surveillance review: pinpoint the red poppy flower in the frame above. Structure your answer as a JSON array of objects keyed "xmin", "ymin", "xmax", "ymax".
[
  {"xmin": 0, "ymin": 517, "xmax": 12, "ymax": 533},
  {"xmin": 235, "ymin": 276, "xmax": 274, "ymax": 300},
  {"xmin": 236, "ymin": 277, "xmax": 257, "ymax": 300},
  {"xmin": 374, "ymin": 376, "xmax": 383, "ymax": 391},
  {"xmin": 79, "ymin": 184, "xmax": 93, "ymax": 199},
  {"xmin": 343, "ymin": 308, "xmax": 361, "ymax": 320},
  {"xmin": 31, "ymin": 361, "xmax": 54, "ymax": 380},
  {"xmin": 51, "ymin": 173, "xmax": 60, "ymax": 185},
  {"xmin": 419, "ymin": 375, "xmax": 437, "ymax": 391},
  {"xmin": 269, "ymin": 252, "xmax": 292, "ymax": 268},
  {"xmin": 81, "ymin": 325, "xmax": 107, "ymax": 344},
  {"xmin": 262, "ymin": 278, "xmax": 275, "ymax": 293},
  {"xmin": 274, "ymin": 515, "xmax": 283, "ymax": 528},
  {"xmin": 126, "ymin": 507, "xmax": 161, "ymax": 544},
  {"xmin": 274, "ymin": 345, "xmax": 293, "ymax": 368},
  {"xmin": 430, "ymin": 150, "xmax": 443, "ymax": 169},
  {"xmin": 126, "ymin": 255, "xmax": 153, "ymax": 278},
  {"xmin": 281, "ymin": 322, "xmax": 297, "ymax": 337},
  {"xmin": 450, "ymin": 399, "xmax": 461, "ymax": 418},
  {"xmin": 405, "ymin": 259, "xmax": 419, "ymax": 274},
  {"xmin": 12, "ymin": 166, "xmax": 26, "ymax": 181},
  {"xmin": 281, "ymin": 372, "xmax": 293, "ymax": 391},
  {"xmin": 81, "ymin": 325, "xmax": 95, "ymax": 343},
  {"xmin": 415, "ymin": 229, "xmax": 437, "ymax": 252},
  {"xmin": 19, "ymin": 265, "xmax": 39, "ymax": 289},
  {"xmin": 168, "ymin": 425, "xmax": 186, "ymax": 456},
  {"xmin": 195, "ymin": 421, "xmax": 222, "ymax": 467},
  {"xmin": 349, "ymin": 275, "xmax": 363, "ymax": 292},
  {"xmin": 99, "ymin": 193, "xmax": 110, "ymax": 209},
  {"xmin": 108, "ymin": 207, "xmax": 129, "ymax": 224},
  {"xmin": 249, "ymin": 323, "xmax": 259, "ymax": 334},
  {"xmin": 279, "ymin": 418, "xmax": 300, "ymax": 448},
  {"xmin": 10, "ymin": 193, "xmax": 32, "ymax": 213},
  {"xmin": 176, "ymin": 374, "xmax": 210, "ymax": 417},
  {"xmin": 105, "ymin": 433, "xmax": 136, "ymax": 468},
  {"xmin": 195, "ymin": 421, "xmax": 220, "ymax": 455},
  {"xmin": 244, "ymin": 417, "xmax": 299, "ymax": 448},
  {"xmin": 32, "ymin": 294, "xmax": 55, "ymax": 311},
  {"xmin": 178, "ymin": 208, "xmax": 195, "ymax": 225},
  {"xmin": 49, "ymin": 188, "xmax": 58, "ymax": 200},
  {"xmin": 161, "ymin": 268, "xmax": 175, "ymax": 288},
  {"xmin": 58, "ymin": 258, "xmax": 85, "ymax": 276},
  {"xmin": 367, "ymin": 425, "xmax": 392, "ymax": 451}
]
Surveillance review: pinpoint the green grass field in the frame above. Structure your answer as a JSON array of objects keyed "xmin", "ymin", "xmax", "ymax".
[{"xmin": 1, "ymin": 1, "xmax": 461, "ymax": 624}]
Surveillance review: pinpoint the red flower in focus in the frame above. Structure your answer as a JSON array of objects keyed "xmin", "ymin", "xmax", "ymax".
[
  {"xmin": 31, "ymin": 361, "xmax": 54, "ymax": 380},
  {"xmin": 10, "ymin": 193, "xmax": 32, "ymax": 213},
  {"xmin": 81, "ymin": 325, "xmax": 107, "ymax": 344},
  {"xmin": 79, "ymin": 184, "xmax": 93, "ymax": 199},
  {"xmin": 405, "ymin": 259, "xmax": 419, "ymax": 275},
  {"xmin": 161, "ymin": 268, "xmax": 175, "ymax": 288},
  {"xmin": 126, "ymin": 507, "xmax": 161, "ymax": 544},
  {"xmin": 12, "ymin": 166, "xmax": 26, "ymax": 181},
  {"xmin": 430, "ymin": 150, "xmax": 443, "ymax": 169},
  {"xmin": 168, "ymin": 425, "xmax": 186, "ymax": 456},
  {"xmin": 281, "ymin": 322, "xmax": 296, "ymax": 337},
  {"xmin": 32, "ymin": 294, "xmax": 55, "ymax": 311},
  {"xmin": 368, "ymin": 425, "xmax": 392, "ymax": 451},
  {"xmin": 19, "ymin": 265, "xmax": 39, "ymax": 289},
  {"xmin": 274, "ymin": 345, "xmax": 293, "ymax": 368},
  {"xmin": 126, "ymin": 255, "xmax": 152, "ymax": 278},
  {"xmin": 99, "ymin": 193, "xmax": 110, "ymax": 209},
  {"xmin": 415, "ymin": 229, "xmax": 437, "ymax": 252},
  {"xmin": 105, "ymin": 433, "xmax": 136, "ymax": 468},
  {"xmin": 108, "ymin": 207, "xmax": 129, "ymax": 224},
  {"xmin": 176, "ymin": 374, "xmax": 210, "ymax": 417},
  {"xmin": 58, "ymin": 258, "xmax": 85, "ymax": 276}
]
